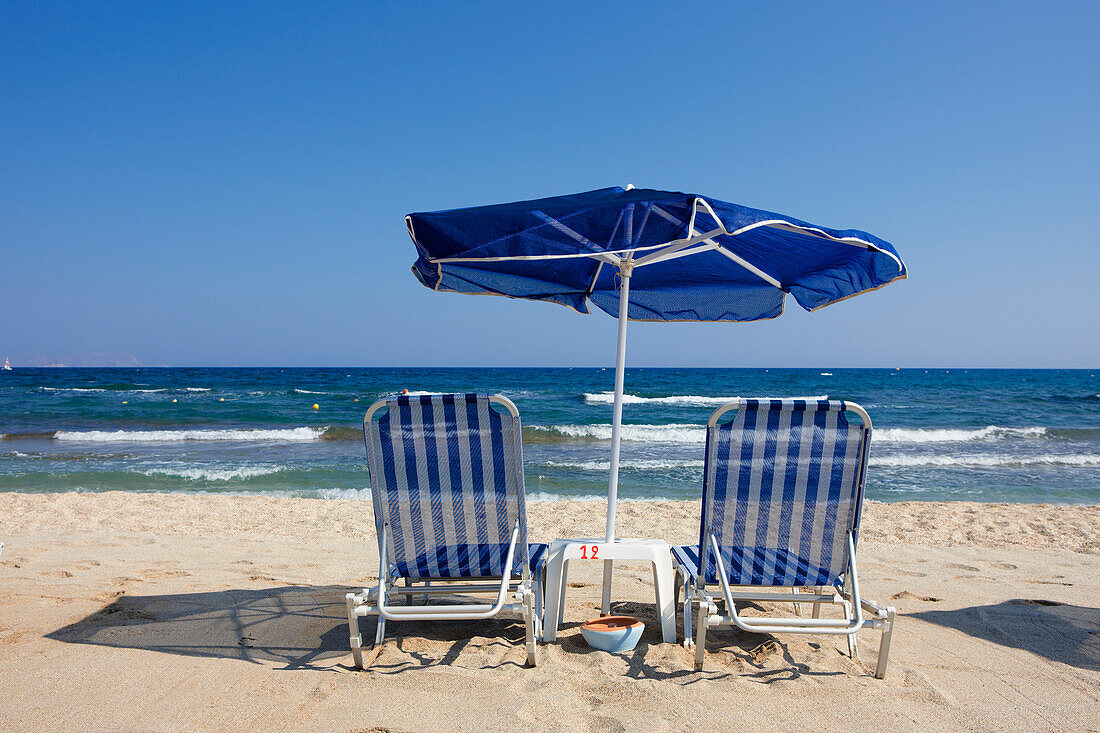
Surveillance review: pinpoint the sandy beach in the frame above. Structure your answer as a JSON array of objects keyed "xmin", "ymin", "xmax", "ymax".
[{"xmin": 0, "ymin": 492, "xmax": 1097, "ymax": 731}]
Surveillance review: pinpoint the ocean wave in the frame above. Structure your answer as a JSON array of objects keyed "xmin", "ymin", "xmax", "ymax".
[
  {"xmin": 582, "ymin": 392, "xmax": 827, "ymax": 406},
  {"xmin": 875, "ymin": 426, "xmax": 1048, "ymax": 443},
  {"xmin": 525, "ymin": 493, "xmax": 669, "ymax": 503},
  {"xmin": 292, "ymin": 388, "xmax": 331, "ymax": 395},
  {"xmin": 54, "ymin": 427, "xmax": 327, "ymax": 442},
  {"xmin": 528, "ymin": 423, "xmax": 705, "ymax": 443},
  {"xmin": 142, "ymin": 465, "xmax": 286, "ymax": 481},
  {"xmin": 538, "ymin": 458, "xmax": 704, "ymax": 471},
  {"xmin": 40, "ymin": 386, "xmax": 167, "ymax": 393},
  {"xmin": 527, "ymin": 422, "xmax": 1093, "ymax": 446},
  {"xmin": 41, "ymin": 387, "xmax": 107, "ymax": 393},
  {"xmin": 184, "ymin": 387, "xmax": 212, "ymax": 392},
  {"xmin": 871, "ymin": 453, "xmax": 1100, "ymax": 468},
  {"xmin": 316, "ymin": 487, "xmax": 373, "ymax": 500}
]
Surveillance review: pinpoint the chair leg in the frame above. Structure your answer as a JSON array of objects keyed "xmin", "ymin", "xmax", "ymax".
[
  {"xmin": 523, "ymin": 588, "xmax": 538, "ymax": 666},
  {"xmin": 843, "ymin": 599, "xmax": 858, "ymax": 658},
  {"xmin": 693, "ymin": 599, "xmax": 708, "ymax": 671},
  {"xmin": 374, "ymin": 615, "xmax": 387, "ymax": 647},
  {"xmin": 875, "ymin": 607, "xmax": 896, "ymax": 679},
  {"xmin": 682, "ymin": 578, "xmax": 694, "ymax": 648},
  {"xmin": 346, "ymin": 593, "xmax": 364, "ymax": 669},
  {"xmin": 812, "ymin": 586, "xmax": 823, "ymax": 618},
  {"xmin": 534, "ymin": 566, "xmax": 544, "ymax": 640}
]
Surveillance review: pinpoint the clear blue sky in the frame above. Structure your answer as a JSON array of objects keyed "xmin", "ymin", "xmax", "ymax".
[{"xmin": 2, "ymin": 2, "xmax": 1097, "ymax": 368}]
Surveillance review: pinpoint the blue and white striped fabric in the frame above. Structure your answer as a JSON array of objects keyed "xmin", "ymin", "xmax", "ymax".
[
  {"xmin": 363, "ymin": 393, "xmax": 528, "ymax": 580},
  {"xmin": 693, "ymin": 399, "xmax": 870, "ymax": 587}
]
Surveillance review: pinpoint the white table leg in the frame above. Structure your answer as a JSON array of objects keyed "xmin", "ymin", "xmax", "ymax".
[
  {"xmin": 601, "ymin": 559, "xmax": 613, "ymax": 615},
  {"xmin": 542, "ymin": 545, "xmax": 565, "ymax": 642},
  {"xmin": 556, "ymin": 560, "xmax": 570, "ymax": 631},
  {"xmin": 651, "ymin": 552, "xmax": 677, "ymax": 643}
]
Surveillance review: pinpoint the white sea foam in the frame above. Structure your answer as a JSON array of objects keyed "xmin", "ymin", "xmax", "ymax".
[
  {"xmin": 316, "ymin": 487, "xmax": 373, "ymax": 501},
  {"xmin": 55, "ymin": 427, "xmax": 326, "ymax": 442},
  {"xmin": 534, "ymin": 423, "xmax": 1056, "ymax": 446},
  {"xmin": 871, "ymin": 453, "xmax": 1100, "ymax": 468},
  {"xmin": 525, "ymin": 493, "xmax": 668, "ymax": 503},
  {"xmin": 184, "ymin": 387, "xmax": 212, "ymax": 392},
  {"xmin": 292, "ymin": 388, "xmax": 331, "ymax": 395},
  {"xmin": 532, "ymin": 423, "xmax": 706, "ymax": 443},
  {"xmin": 41, "ymin": 387, "xmax": 106, "ymax": 393},
  {"xmin": 143, "ymin": 465, "xmax": 285, "ymax": 481},
  {"xmin": 875, "ymin": 426, "xmax": 1048, "ymax": 443},
  {"xmin": 539, "ymin": 458, "xmax": 705, "ymax": 471},
  {"xmin": 582, "ymin": 392, "xmax": 827, "ymax": 406},
  {"xmin": 537, "ymin": 452, "xmax": 1100, "ymax": 471},
  {"xmin": 41, "ymin": 387, "xmax": 167, "ymax": 394}
]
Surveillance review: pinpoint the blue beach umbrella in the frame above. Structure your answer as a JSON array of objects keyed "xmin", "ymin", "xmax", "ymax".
[{"xmin": 404, "ymin": 185, "xmax": 906, "ymax": 598}]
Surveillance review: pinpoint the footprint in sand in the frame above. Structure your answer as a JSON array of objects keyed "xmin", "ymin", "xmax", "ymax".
[
  {"xmin": 39, "ymin": 560, "xmax": 101, "ymax": 578},
  {"xmin": 946, "ymin": 563, "xmax": 981, "ymax": 572},
  {"xmin": 39, "ymin": 569, "xmax": 74, "ymax": 579},
  {"xmin": 890, "ymin": 590, "xmax": 943, "ymax": 602},
  {"xmin": 748, "ymin": 639, "xmax": 783, "ymax": 664},
  {"xmin": 140, "ymin": 569, "xmax": 192, "ymax": 579},
  {"xmin": 1013, "ymin": 599, "xmax": 1063, "ymax": 607},
  {"xmin": 110, "ymin": 576, "xmax": 144, "ymax": 585}
]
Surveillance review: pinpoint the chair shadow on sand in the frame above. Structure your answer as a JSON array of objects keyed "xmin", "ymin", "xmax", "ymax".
[
  {"xmin": 46, "ymin": 586, "xmax": 359, "ymax": 671},
  {"xmin": 46, "ymin": 586, "xmax": 874, "ymax": 680},
  {"xmin": 45, "ymin": 585, "xmax": 550, "ymax": 674},
  {"xmin": 912, "ymin": 599, "xmax": 1100, "ymax": 671}
]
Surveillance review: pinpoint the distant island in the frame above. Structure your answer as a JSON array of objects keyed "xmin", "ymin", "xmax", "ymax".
[{"xmin": 7, "ymin": 353, "xmax": 143, "ymax": 368}]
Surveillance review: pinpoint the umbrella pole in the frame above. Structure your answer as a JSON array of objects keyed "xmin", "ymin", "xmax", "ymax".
[{"xmin": 602, "ymin": 260, "xmax": 632, "ymax": 614}]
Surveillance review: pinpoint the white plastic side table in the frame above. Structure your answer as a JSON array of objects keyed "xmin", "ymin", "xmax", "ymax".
[{"xmin": 541, "ymin": 537, "xmax": 676, "ymax": 643}]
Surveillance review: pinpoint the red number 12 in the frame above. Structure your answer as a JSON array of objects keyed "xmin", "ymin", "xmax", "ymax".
[{"xmin": 580, "ymin": 544, "xmax": 599, "ymax": 560}]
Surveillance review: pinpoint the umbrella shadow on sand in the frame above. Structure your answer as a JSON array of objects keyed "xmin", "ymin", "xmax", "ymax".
[
  {"xmin": 46, "ymin": 585, "xmax": 358, "ymax": 671},
  {"xmin": 912, "ymin": 599, "xmax": 1100, "ymax": 671}
]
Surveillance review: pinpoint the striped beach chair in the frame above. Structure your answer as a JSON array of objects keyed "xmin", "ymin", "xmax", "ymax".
[
  {"xmin": 345, "ymin": 393, "xmax": 545, "ymax": 667},
  {"xmin": 672, "ymin": 399, "xmax": 896, "ymax": 677}
]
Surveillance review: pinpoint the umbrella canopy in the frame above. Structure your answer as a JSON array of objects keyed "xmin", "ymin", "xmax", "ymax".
[
  {"xmin": 404, "ymin": 186, "xmax": 906, "ymax": 608},
  {"xmin": 407, "ymin": 186, "xmax": 906, "ymax": 322}
]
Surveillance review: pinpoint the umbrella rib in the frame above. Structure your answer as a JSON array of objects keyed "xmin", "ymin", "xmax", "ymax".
[
  {"xmin": 584, "ymin": 260, "xmax": 605, "ymax": 299},
  {"xmin": 713, "ymin": 245, "xmax": 785, "ymax": 289},
  {"xmin": 530, "ymin": 210, "xmax": 603, "ymax": 252},
  {"xmin": 631, "ymin": 229, "xmax": 724, "ymax": 267}
]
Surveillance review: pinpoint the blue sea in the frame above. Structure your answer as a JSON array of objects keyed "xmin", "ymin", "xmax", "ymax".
[{"xmin": 0, "ymin": 368, "xmax": 1097, "ymax": 504}]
